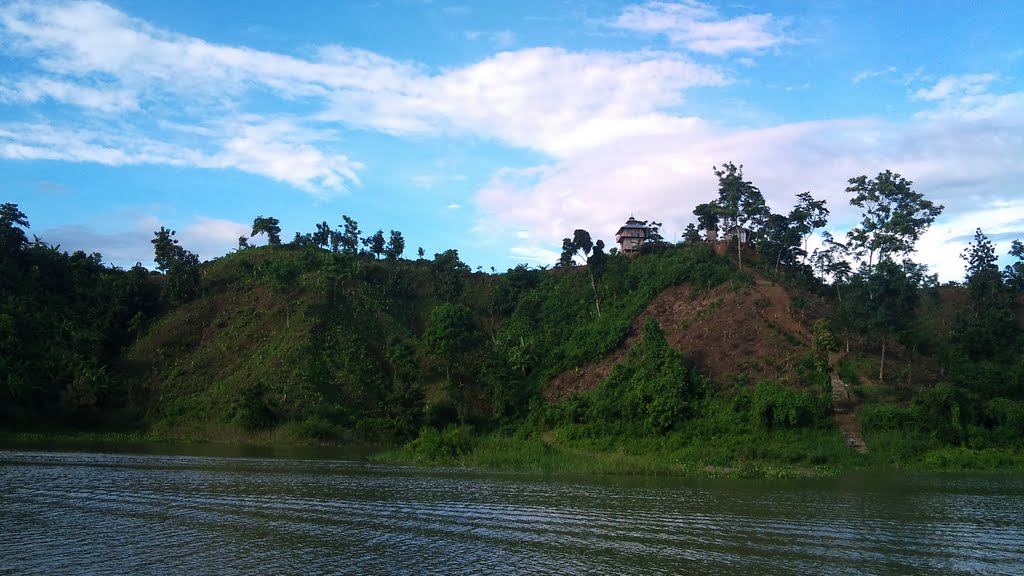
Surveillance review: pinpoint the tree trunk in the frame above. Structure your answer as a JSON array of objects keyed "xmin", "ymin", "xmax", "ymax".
[
  {"xmin": 879, "ymin": 334, "xmax": 886, "ymax": 382},
  {"xmin": 589, "ymin": 271, "xmax": 602, "ymax": 317},
  {"xmin": 737, "ymin": 236, "xmax": 743, "ymax": 270}
]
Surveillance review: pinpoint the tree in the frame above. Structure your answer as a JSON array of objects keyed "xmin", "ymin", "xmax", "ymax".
[
  {"xmin": 251, "ymin": 215, "xmax": 282, "ymax": 246},
  {"xmin": 367, "ymin": 229, "xmax": 386, "ymax": 260},
  {"xmin": 291, "ymin": 232, "xmax": 313, "ymax": 247},
  {"xmin": 557, "ymin": 229, "xmax": 606, "ymax": 316},
  {"xmin": 151, "ymin": 226, "xmax": 181, "ymax": 274},
  {"xmin": 312, "ymin": 221, "xmax": 331, "ymax": 249},
  {"xmin": 151, "ymin": 227, "xmax": 200, "ymax": 305},
  {"xmin": 845, "ymin": 170, "xmax": 944, "ymax": 272},
  {"xmin": 713, "ymin": 162, "xmax": 769, "ymax": 270},
  {"xmin": 432, "ymin": 249, "xmax": 470, "ymax": 303},
  {"xmin": 956, "ymin": 229, "xmax": 1015, "ymax": 360},
  {"xmin": 237, "ymin": 236, "xmax": 249, "ymax": 250},
  {"xmin": 423, "ymin": 303, "xmax": 479, "ymax": 384},
  {"xmin": 788, "ymin": 191, "xmax": 829, "ymax": 263},
  {"xmin": 1005, "ymin": 240, "xmax": 1024, "ymax": 293},
  {"xmin": 385, "ymin": 230, "xmax": 405, "ymax": 261},
  {"xmin": 757, "ymin": 212, "xmax": 801, "ymax": 273},
  {"xmin": 0, "ymin": 203, "xmax": 29, "ymax": 257},
  {"xmin": 845, "ymin": 259, "xmax": 920, "ymax": 381},
  {"xmin": 340, "ymin": 215, "xmax": 361, "ymax": 255},
  {"xmin": 682, "ymin": 223, "xmax": 701, "ymax": 243},
  {"xmin": 693, "ymin": 202, "xmax": 720, "ymax": 241}
]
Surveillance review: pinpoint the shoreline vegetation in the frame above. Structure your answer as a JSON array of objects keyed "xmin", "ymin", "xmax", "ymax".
[
  {"xmin": 2, "ymin": 168, "xmax": 1023, "ymax": 479},
  {"xmin": 4, "ymin": 428, "xmax": 1023, "ymax": 479}
]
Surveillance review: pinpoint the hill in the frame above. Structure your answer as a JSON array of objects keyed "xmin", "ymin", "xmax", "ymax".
[{"xmin": 2, "ymin": 208, "xmax": 1023, "ymax": 473}]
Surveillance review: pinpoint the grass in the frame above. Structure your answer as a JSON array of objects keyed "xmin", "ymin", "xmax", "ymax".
[{"xmin": 375, "ymin": 423, "xmax": 862, "ymax": 479}]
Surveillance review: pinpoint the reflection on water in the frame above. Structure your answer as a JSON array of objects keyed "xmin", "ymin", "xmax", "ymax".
[{"xmin": 1, "ymin": 449, "xmax": 1022, "ymax": 575}]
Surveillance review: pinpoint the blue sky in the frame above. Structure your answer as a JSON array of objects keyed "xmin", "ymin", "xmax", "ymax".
[{"xmin": 1, "ymin": 0, "xmax": 1022, "ymax": 279}]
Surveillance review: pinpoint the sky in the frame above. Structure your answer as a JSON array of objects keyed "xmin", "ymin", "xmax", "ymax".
[{"xmin": 1, "ymin": 0, "xmax": 1022, "ymax": 280}]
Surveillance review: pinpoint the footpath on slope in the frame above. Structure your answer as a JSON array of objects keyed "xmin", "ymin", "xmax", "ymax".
[{"xmin": 829, "ymin": 355, "xmax": 868, "ymax": 453}]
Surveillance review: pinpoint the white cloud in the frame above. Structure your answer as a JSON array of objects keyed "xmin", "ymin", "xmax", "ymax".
[
  {"xmin": 610, "ymin": 1, "xmax": 792, "ymax": 55},
  {"xmin": 0, "ymin": 120, "xmax": 364, "ymax": 196},
  {"xmin": 0, "ymin": 0, "xmax": 727, "ymax": 182},
  {"xmin": 917, "ymin": 199, "xmax": 1024, "ymax": 281},
  {"xmin": 319, "ymin": 47, "xmax": 727, "ymax": 156},
  {"xmin": 0, "ymin": 76, "xmax": 138, "ymax": 112},
  {"xmin": 508, "ymin": 244, "xmax": 561, "ymax": 266},
  {"xmin": 180, "ymin": 217, "xmax": 252, "ymax": 256},
  {"xmin": 912, "ymin": 73, "xmax": 997, "ymax": 101},
  {"xmin": 852, "ymin": 66, "xmax": 896, "ymax": 85}
]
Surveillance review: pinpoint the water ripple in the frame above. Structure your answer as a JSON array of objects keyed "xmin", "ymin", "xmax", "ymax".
[{"xmin": 2, "ymin": 450, "xmax": 1022, "ymax": 575}]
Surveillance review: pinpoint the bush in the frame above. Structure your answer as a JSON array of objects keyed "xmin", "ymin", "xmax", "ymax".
[{"xmin": 404, "ymin": 425, "xmax": 476, "ymax": 463}]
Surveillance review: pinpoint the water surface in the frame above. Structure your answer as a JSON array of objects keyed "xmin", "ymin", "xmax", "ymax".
[{"xmin": 2, "ymin": 449, "xmax": 1022, "ymax": 575}]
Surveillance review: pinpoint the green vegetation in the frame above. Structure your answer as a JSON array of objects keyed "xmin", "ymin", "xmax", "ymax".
[{"xmin": 2, "ymin": 164, "xmax": 1023, "ymax": 478}]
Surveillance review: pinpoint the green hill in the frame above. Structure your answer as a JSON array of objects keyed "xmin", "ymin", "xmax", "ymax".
[{"xmin": 2, "ymin": 202, "xmax": 1023, "ymax": 475}]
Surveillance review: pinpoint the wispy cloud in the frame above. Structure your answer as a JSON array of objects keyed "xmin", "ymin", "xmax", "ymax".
[
  {"xmin": 465, "ymin": 29, "xmax": 516, "ymax": 49},
  {"xmin": 852, "ymin": 66, "xmax": 896, "ymax": 85},
  {"xmin": 610, "ymin": 1, "xmax": 793, "ymax": 55},
  {"xmin": 0, "ymin": 76, "xmax": 138, "ymax": 113},
  {"xmin": 912, "ymin": 73, "xmax": 997, "ymax": 101}
]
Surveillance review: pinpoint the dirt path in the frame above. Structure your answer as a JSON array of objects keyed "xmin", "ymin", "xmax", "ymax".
[{"xmin": 830, "ymin": 371, "xmax": 867, "ymax": 453}]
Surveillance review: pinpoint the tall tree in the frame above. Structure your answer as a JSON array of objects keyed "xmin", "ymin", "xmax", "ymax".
[
  {"xmin": 845, "ymin": 259, "xmax": 920, "ymax": 381},
  {"xmin": 557, "ymin": 229, "xmax": 606, "ymax": 316},
  {"xmin": 757, "ymin": 213, "xmax": 801, "ymax": 273},
  {"xmin": 367, "ymin": 229, "xmax": 386, "ymax": 260},
  {"xmin": 956, "ymin": 229, "xmax": 1015, "ymax": 360},
  {"xmin": 788, "ymin": 191, "xmax": 829, "ymax": 263},
  {"xmin": 385, "ymin": 230, "xmax": 405, "ymax": 261},
  {"xmin": 312, "ymin": 221, "xmax": 331, "ymax": 249},
  {"xmin": 251, "ymin": 215, "xmax": 282, "ymax": 246},
  {"xmin": 1005, "ymin": 240, "xmax": 1024, "ymax": 293},
  {"xmin": 340, "ymin": 215, "xmax": 361, "ymax": 255},
  {"xmin": 713, "ymin": 162, "xmax": 768, "ymax": 270},
  {"xmin": 845, "ymin": 170, "xmax": 943, "ymax": 272},
  {"xmin": 151, "ymin": 227, "xmax": 200, "ymax": 306},
  {"xmin": 810, "ymin": 232, "xmax": 852, "ymax": 300}
]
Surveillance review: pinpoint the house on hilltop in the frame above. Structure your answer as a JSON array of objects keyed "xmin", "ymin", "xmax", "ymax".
[
  {"xmin": 615, "ymin": 216, "xmax": 650, "ymax": 255},
  {"xmin": 721, "ymin": 224, "xmax": 754, "ymax": 245}
]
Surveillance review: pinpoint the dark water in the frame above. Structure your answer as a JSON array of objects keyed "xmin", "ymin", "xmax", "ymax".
[{"xmin": 2, "ymin": 448, "xmax": 1023, "ymax": 575}]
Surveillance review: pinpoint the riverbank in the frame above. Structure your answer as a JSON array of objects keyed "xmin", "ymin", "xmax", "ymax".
[
  {"xmin": 5, "ymin": 426, "xmax": 1024, "ymax": 480},
  {"xmin": 377, "ymin": 425, "xmax": 1024, "ymax": 478}
]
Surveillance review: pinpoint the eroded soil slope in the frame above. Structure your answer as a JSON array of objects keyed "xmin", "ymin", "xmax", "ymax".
[{"xmin": 547, "ymin": 274, "xmax": 813, "ymax": 400}]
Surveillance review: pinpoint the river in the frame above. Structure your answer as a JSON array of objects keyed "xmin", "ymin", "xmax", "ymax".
[{"xmin": 1, "ymin": 447, "xmax": 1022, "ymax": 575}]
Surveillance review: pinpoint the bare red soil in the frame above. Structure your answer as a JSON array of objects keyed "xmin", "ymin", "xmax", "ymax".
[{"xmin": 546, "ymin": 272, "xmax": 814, "ymax": 401}]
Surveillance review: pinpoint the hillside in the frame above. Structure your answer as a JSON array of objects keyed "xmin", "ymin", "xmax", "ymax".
[
  {"xmin": 3, "ymin": 224, "xmax": 1024, "ymax": 473},
  {"xmin": 547, "ymin": 273, "xmax": 814, "ymax": 400}
]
